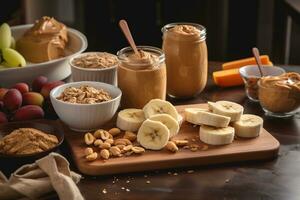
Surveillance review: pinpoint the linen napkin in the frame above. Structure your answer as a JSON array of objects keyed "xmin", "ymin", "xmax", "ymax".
[{"xmin": 0, "ymin": 152, "xmax": 84, "ymax": 200}]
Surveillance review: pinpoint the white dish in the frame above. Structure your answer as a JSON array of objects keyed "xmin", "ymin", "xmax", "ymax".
[
  {"xmin": 50, "ymin": 81, "xmax": 122, "ymax": 132},
  {"xmin": 70, "ymin": 52, "xmax": 118, "ymax": 86},
  {"xmin": 0, "ymin": 24, "xmax": 87, "ymax": 87}
]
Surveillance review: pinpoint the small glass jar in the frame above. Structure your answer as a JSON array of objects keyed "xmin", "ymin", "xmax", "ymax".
[
  {"xmin": 117, "ymin": 46, "xmax": 166, "ymax": 108},
  {"xmin": 258, "ymin": 78, "xmax": 300, "ymax": 117},
  {"xmin": 162, "ymin": 22, "xmax": 208, "ymax": 98}
]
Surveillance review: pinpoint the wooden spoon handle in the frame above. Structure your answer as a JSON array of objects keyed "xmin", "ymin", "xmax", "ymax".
[
  {"xmin": 252, "ymin": 47, "xmax": 264, "ymax": 77},
  {"xmin": 119, "ymin": 19, "xmax": 140, "ymax": 57}
]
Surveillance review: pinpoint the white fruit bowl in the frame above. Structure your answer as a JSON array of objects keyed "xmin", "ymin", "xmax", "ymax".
[
  {"xmin": 50, "ymin": 81, "xmax": 122, "ymax": 132},
  {"xmin": 0, "ymin": 24, "xmax": 87, "ymax": 87}
]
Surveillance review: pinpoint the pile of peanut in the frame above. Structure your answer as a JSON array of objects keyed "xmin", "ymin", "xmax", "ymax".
[
  {"xmin": 84, "ymin": 128, "xmax": 145, "ymax": 161},
  {"xmin": 84, "ymin": 128, "xmax": 209, "ymax": 162}
]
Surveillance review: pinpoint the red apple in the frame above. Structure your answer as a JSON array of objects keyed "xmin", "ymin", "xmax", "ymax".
[
  {"xmin": 32, "ymin": 76, "xmax": 48, "ymax": 92},
  {"xmin": 0, "ymin": 88, "xmax": 8, "ymax": 100},
  {"xmin": 0, "ymin": 112, "xmax": 8, "ymax": 124},
  {"xmin": 12, "ymin": 83, "xmax": 29, "ymax": 94},
  {"xmin": 41, "ymin": 81, "xmax": 64, "ymax": 98},
  {"xmin": 3, "ymin": 89, "xmax": 22, "ymax": 111},
  {"xmin": 23, "ymin": 92, "xmax": 44, "ymax": 107}
]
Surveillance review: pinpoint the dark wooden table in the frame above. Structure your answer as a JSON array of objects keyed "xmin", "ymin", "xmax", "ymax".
[{"xmin": 2, "ymin": 62, "xmax": 300, "ymax": 200}]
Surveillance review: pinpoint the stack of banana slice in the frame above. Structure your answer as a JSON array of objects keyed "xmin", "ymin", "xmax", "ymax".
[
  {"xmin": 185, "ymin": 101, "xmax": 263, "ymax": 145},
  {"xmin": 117, "ymin": 99, "xmax": 182, "ymax": 150}
]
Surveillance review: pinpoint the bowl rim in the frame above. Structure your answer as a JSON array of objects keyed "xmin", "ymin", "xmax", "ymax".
[
  {"xmin": 69, "ymin": 51, "xmax": 119, "ymax": 72},
  {"xmin": 239, "ymin": 65, "xmax": 286, "ymax": 78},
  {"xmin": 50, "ymin": 81, "xmax": 122, "ymax": 106},
  {"xmin": 0, "ymin": 24, "xmax": 88, "ymax": 72}
]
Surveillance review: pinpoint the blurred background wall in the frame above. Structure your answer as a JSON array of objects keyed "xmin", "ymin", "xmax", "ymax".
[{"xmin": 1, "ymin": 0, "xmax": 299, "ymax": 65}]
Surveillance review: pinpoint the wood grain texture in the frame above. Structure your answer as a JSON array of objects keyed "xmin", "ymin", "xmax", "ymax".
[{"xmin": 64, "ymin": 103, "xmax": 279, "ymax": 176}]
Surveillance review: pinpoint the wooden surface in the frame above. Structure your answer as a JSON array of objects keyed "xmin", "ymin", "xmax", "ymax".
[
  {"xmin": 64, "ymin": 103, "xmax": 279, "ymax": 176},
  {"xmin": 1, "ymin": 62, "xmax": 299, "ymax": 200}
]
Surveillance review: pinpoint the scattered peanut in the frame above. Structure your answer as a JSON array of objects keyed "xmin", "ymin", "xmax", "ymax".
[
  {"xmin": 105, "ymin": 138, "xmax": 114, "ymax": 145},
  {"xmin": 94, "ymin": 139, "xmax": 103, "ymax": 146},
  {"xmin": 123, "ymin": 145, "xmax": 133, "ymax": 152},
  {"xmin": 116, "ymin": 144, "xmax": 125, "ymax": 150},
  {"xmin": 100, "ymin": 149, "xmax": 110, "ymax": 159},
  {"xmin": 123, "ymin": 131, "xmax": 137, "ymax": 142},
  {"xmin": 132, "ymin": 146, "xmax": 145, "ymax": 154},
  {"xmin": 114, "ymin": 138, "xmax": 132, "ymax": 146},
  {"xmin": 166, "ymin": 141, "xmax": 178, "ymax": 153},
  {"xmin": 84, "ymin": 147, "xmax": 94, "ymax": 156},
  {"xmin": 110, "ymin": 146, "xmax": 121, "ymax": 156},
  {"xmin": 190, "ymin": 144, "xmax": 199, "ymax": 152},
  {"xmin": 173, "ymin": 139, "xmax": 189, "ymax": 146},
  {"xmin": 84, "ymin": 132, "xmax": 95, "ymax": 145},
  {"xmin": 99, "ymin": 142, "xmax": 111, "ymax": 149},
  {"xmin": 86, "ymin": 152, "xmax": 98, "ymax": 161},
  {"xmin": 108, "ymin": 127, "xmax": 121, "ymax": 136},
  {"xmin": 94, "ymin": 129, "xmax": 111, "ymax": 140}
]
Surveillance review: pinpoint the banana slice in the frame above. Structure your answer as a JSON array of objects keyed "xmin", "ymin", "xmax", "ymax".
[
  {"xmin": 185, "ymin": 108, "xmax": 230, "ymax": 127},
  {"xmin": 200, "ymin": 125, "xmax": 234, "ymax": 145},
  {"xmin": 185, "ymin": 108, "xmax": 208, "ymax": 124},
  {"xmin": 209, "ymin": 101, "xmax": 244, "ymax": 122},
  {"xmin": 233, "ymin": 114, "xmax": 263, "ymax": 138},
  {"xmin": 149, "ymin": 114, "xmax": 179, "ymax": 138},
  {"xmin": 137, "ymin": 119, "xmax": 170, "ymax": 150},
  {"xmin": 177, "ymin": 114, "xmax": 183, "ymax": 127},
  {"xmin": 143, "ymin": 99, "xmax": 179, "ymax": 120},
  {"xmin": 207, "ymin": 101, "xmax": 215, "ymax": 111},
  {"xmin": 116, "ymin": 109, "xmax": 146, "ymax": 132}
]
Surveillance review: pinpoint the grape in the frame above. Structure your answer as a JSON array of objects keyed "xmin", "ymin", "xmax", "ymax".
[
  {"xmin": 2, "ymin": 48, "xmax": 26, "ymax": 67},
  {"xmin": 0, "ymin": 23, "xmax": 11, "ymax": 50}
]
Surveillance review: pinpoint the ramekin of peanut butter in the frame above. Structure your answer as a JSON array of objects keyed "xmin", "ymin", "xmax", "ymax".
[
  {"xmin": 258, "ymin": 72, "xmax": 300, "ymax": 117},
  {"xmin": 162, "ymin": 23, "xmax": 207, "ymax": 98},
  {"xmin": 117, "ymin": 46, "xmax": 166, "ymax": 108}
]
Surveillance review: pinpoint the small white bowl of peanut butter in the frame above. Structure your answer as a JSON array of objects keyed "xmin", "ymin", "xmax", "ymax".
[{"xmin": 70, "ymin": 52, "xmax": 118, "ymax": 86}]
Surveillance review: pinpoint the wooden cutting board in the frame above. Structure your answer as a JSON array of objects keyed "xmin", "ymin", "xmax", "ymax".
[{"xmin": 63, "ymin": 103, "xmax": 280, "ymax": 176}]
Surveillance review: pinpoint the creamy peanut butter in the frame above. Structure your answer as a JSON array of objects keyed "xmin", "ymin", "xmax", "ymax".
[
  {"xmin": 162, "ymin": 23, "xmax": 208, "ymax": 98},
  {"xmin": 258, "ymin": 72, "xmax": 300, "ymax": 113},
  {"xmin": 16, "ymin": 16, "xmax": 68, "ymax": 63},
  {"xmin": 117, "ymin": 47, "xmax": 166, "ymax": 108}
]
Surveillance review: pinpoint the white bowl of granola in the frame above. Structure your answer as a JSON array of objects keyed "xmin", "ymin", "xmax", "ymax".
[
  {"xmin": 70, "ymin": 52, "xmax": 118, "ymax": 86},
  {"xmin": 50, "ymin": 81, "xmax": 121, "ymax": 132}
]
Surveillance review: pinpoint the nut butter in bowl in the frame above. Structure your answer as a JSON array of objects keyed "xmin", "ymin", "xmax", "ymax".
[
  {"xmin": 70, "ymin": 52, "xmax": 119, "ymax": 85},
  {"xmin": 258, "ymin": 72, "xmax": 300, "ymax": 117},
  {"xmin": 162, "ymin": 23, "xmax": 208, "ymax": 98},
  {"xmin": 239, "ymin": 65, "xmax": 286, "ymax": 101},
  {"xmin": 117, "ymin": 46, "xmax": 166, "ymax": 109}
]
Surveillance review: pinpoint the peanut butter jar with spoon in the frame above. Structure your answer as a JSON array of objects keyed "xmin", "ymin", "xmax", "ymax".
[{"xmin": 117, "ymin": 46, "xmax": 166, "ymax": 108}]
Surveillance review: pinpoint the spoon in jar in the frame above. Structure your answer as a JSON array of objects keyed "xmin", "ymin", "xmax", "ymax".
[
  {"xmin": 252, "ymin": 47, "xmax": 264, "ymax": 77},
  {"xmin": 119, "ymin": 19, "xmax": 141, "ymax": 58}
]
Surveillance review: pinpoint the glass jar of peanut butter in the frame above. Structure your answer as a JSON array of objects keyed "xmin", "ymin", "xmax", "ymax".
[
  {"xmin": 162, "ymin": 23, "xmax": 208, "ymax": 98},
  {"xmin": 117, "ymin": 46, "xmax": 166, "ymax": 108}
]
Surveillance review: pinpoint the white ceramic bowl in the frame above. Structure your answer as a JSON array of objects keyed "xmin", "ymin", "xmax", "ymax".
[
  {"xmin": 0, "ymin": 24, "xmax": 87, "ymax": 87},
  {"xmin": 70, "ymin": 52, "xmax": 118, "ymax": 86},
  {"xmin": 50, "ymin": 81, "xmax": 121, "ymax": 132}
]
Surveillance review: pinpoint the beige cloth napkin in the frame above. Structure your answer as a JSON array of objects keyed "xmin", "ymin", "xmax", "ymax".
[{"xmin": 0, "ymin": 152, "xmax": 84, "ymax": 200}]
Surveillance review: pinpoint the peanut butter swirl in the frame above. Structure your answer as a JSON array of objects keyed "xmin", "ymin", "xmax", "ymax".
[
  {"xmin": 260, "ymin": 72, "xmax": 300, "ymax": 91},
  {"xmin": 123, "ymin": 50, "xmax": 159, "ymax": 70}
]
